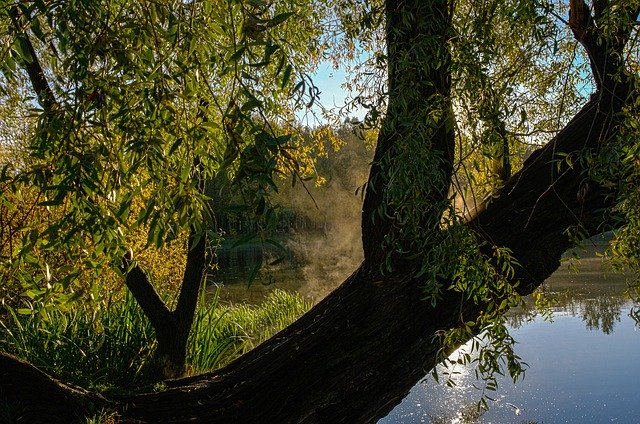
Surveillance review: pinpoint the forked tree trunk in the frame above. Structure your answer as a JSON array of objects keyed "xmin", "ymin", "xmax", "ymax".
[
  {"xmin": 0, "ymin": 89, "xmax": 628, "ymax": 418},
  {"xmin": 122, "ymin": 230, "xmax": 207, "ymax": 380},
  {"xmin": 2, "ymin": 37, "xmax": 634, "ymax": 424},
  {"xmin": 105, "ymin": 83, "xmax": 633, "ymax": 424},
  {"xmin": 1, "ymin": 1, "xmax": 637, "ymax": 423}
]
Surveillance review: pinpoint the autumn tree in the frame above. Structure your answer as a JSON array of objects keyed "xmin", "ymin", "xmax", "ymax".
[{"xmin": 1, "ymin": 0, "xmax": 334, "ymax": 380}]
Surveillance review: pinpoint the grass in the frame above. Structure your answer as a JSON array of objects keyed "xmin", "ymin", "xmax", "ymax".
[
  {"xmin": 0, "ymin": 288, "xmax": 311, "ymax": 391},
  {"xmin": 187, "ymin": 288, "xmax": 311, "ymax": 373}
]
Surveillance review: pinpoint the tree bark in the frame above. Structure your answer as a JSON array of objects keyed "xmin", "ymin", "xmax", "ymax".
[
  {"xmin": 7, "ymin": 6, "xmax": 56, "ymax": 110},
  {"xmin": 122, "ymin": 229, "xmax": 207, "ymax": 380},
  {"xmin": 0, "ymin": 353, "xmax": 109, "ymax": 423},
  {"xmin": 362, "ymin": 0, "xmax": 455, "ymax": 267}
]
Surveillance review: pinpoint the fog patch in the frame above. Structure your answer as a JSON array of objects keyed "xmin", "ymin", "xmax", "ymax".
[{"xmin": 277, "ymin": 128, "xmax": 373, "ymax": 302}]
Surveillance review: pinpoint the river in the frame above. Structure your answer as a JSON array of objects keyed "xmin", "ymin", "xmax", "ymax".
[
  {"xmin": 379, "ymin": 237, "xmax": 640, "ymax": 424},
  {"xmin": 208, "ymin": 234, "xmax": 639, "ymax": 423}
]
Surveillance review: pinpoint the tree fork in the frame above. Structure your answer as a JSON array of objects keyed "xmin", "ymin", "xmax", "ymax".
[
  {"xmin": 1, "ymin": 35, "xmax": 635, "ymax": 424},
  {"xmin": 121, "ymin": 226, "xmax": 207, "ymax": 380},
  {"xmin": 109, "ymin": 79, "xmax": 635, "ymax": 424}
]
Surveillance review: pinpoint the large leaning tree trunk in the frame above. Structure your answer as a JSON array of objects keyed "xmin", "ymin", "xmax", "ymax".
[{"xmin": 1, "ymin": 1, "xmax": 638, "ymax": 423}]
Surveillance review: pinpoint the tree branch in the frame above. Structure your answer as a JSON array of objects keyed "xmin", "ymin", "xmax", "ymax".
[
  {"xmin": 470, "ymin": 84, "xmax": 633, "ymax": 292},
  {"xmin": 174, "ymin": 109, "xmax": 209, "ymax": 329},
  {"xmin": 569, "ymin": 0, "xmax": 609, "ymax": 91},
  {"xmin": 173, "ymin": 228, "xmax": 206, "ymax": 328},
  {"xmin": 8, "ymin": 6, "xmax": 56, "ymax": 111},
  {"xmin": 569, "ymin": 0, "xmax": 638, "ymax": 93},
  {"xmin": 121, "ymin": 256, "xmax": 172, "ymax": 331},
  {"xmin": 592, "ymin": 0, "xmax": 608, "ymax": 21}
]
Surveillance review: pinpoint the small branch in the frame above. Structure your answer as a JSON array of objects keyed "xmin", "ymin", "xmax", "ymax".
[
  {"xmin": 8, "ymin": 6, "xmax": 56, "ymax": 111},
  {"xmin": 174, "ymin": 132, "xmax": 208, "ymax": 328},
  {"xmin": 173, "ymin": 227, "xmax": 206, "ymax": 328},
  {"xmin": 121, "ymin": 256, "xmax": 172, "ymax": 331},
  {"xmin": 569, "ymin": 1, "xmax": 639, "ymax": 93},
  {"xmin": 568, "ymin": 0, "xmax": 606, "ymax": 91}
]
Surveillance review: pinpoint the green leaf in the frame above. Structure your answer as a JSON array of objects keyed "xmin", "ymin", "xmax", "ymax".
[
  {"xmin": 281, "ymin": 64, "xmax": 292, "ymax": 89},
  {"xmin": 247, "ymin": 256, "xmax": 263, "ymax": 287},
  {"xmin": 241, "ymin": 97, "xmax": 262, "ymax": 112},
  {"xmin": 167, "ymin": 16, "xmax": 179, "ymax": 45},
  {"xmin": 267, "ymin": 12, "xmax": 294, "ymax": 27},
  {"xmin": 229, "ymin": 46, "xmax": 247, "ymax": 62},
  {"xmin": 231, "ymin": 233, "xmax": 256, "ymax": 249},
  {"xmin": 268, "ymin": 134, "xmax": 291, "ymax": 147},
  {"xmin": 201, "ymin": 122, "xmax": 221, "ymax": 133},
  {"xmin": 13, "ymin": 37, "xmax": 34, "ymax": 64}
]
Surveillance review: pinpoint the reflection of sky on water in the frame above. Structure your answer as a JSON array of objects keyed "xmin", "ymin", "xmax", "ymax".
[
  {"xmin": 380, "ymin": 242, "xmax": 640, "ymax": 424},
  {"xmin": 380, "ymin": 302, "xmax": 640, "ymax": 424}
]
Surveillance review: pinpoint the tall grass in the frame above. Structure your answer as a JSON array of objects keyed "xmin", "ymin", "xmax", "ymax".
[
  {"xmin": 0, "ymin": 289, "xmax": 311, "ymax": 390},
  {"xmin": 0, "ymin": 293, "xmax": 156, "ymax": 389},
  {"xmin": 188, "ymin": 289, "xmax": 311, "ymax": 373}
]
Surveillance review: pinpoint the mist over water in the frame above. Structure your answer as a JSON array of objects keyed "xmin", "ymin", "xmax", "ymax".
[
  {"xmin": 278, "ymin": 129, "xmax": 372, "ymax": 301},
  {"xmin": 211, "ymin": 126, "xmax": 373, "ymax": 304},
  {"xmin": 283, "ymin": 181, "xmax": 365, "ymax": 301}
]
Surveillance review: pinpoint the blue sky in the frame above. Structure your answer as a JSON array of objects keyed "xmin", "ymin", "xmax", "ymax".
[
  {"xmin": 300, "ymin": 59, "xmax": 369, "ymax": 124},
  {"xmin": 313, "ymin": 62, "xmax": 350, "ymax": 111}
]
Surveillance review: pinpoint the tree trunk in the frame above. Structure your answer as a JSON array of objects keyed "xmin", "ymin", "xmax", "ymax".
[
  {"xmin": 1, "ymin": 63, "xmax": 634, "ymax": 424},
  {"xmin": 106, "ymin": 84, "xmax": 636, "ymax": 424},
  {"xmin": 0, "ymin": 353, "xmax": 109, "ymax": 423},
  {"xmin": 362, "ymin": 0, "xmax": 454, "ymax": 268},
  {"xmin": 123, "ymin": 230, "xmax": 207, "ymax": 380}
]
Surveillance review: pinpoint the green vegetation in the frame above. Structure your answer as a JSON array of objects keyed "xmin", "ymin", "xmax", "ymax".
[
  {"xmin": 0, "ymin": 0, "xmax": 339, "ymax": 380},
  {"xmin": 0, "ymin": 0, "xmax": 639, "ymax": 421},
  {"xmin": 0, "ymin": 289, "xmax": 310, "ymax": 390}
]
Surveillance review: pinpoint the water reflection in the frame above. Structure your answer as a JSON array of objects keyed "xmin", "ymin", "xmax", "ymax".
[
  {"xmin": 380, "ymin": 244, "xmax": 640, "ymax": 424},
  {"xmin": 581, "ymin": 296, "xmax": 625, "ymax": 333},
  {"xmin": 506, "ymin": 294, "xmax": 627, "ymax": 335}
]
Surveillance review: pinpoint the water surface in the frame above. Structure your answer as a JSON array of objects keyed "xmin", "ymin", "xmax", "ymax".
[{"xmin": 380, "ymin": 242, "xmax": 640, "ymax": 424}]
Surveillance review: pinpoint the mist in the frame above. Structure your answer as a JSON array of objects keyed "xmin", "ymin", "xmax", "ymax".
[{"xmin": 276, "ymin": 126, "xmax": 374, "ymax": 302}]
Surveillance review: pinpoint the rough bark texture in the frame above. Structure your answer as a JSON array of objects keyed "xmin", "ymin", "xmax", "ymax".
[{"xmin": 0, "ymin": 353, "xmax": 109, "ymax": 423}]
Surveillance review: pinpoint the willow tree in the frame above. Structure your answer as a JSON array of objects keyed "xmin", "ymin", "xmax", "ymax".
[
  {"xmin": 1, "ymin": 0, "xmax": 639, "ymax": 422},
  {"xmin": 1, "ymin": 0, "xmax": 333, "ymax": 380}
]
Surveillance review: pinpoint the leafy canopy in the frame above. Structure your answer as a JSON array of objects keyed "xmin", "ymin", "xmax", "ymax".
[{"xmin": 0, "ymin": 0, "xmax": 339, "ymax": 300}]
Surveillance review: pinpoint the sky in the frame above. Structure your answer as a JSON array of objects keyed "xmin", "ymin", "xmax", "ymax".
[{"xmin": 298, "ymin": 59, "xmax": 369, "ymax": 125}]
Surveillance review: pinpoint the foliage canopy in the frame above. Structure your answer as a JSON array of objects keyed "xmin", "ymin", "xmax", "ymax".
[{"xmin": 0, "ymin": 0, "xmax": 639, "ymax": 408}]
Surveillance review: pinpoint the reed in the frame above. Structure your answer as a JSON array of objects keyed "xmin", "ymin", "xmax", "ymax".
[{"xmin": 0, "ymin": 289, "xmax": 310, "ymax": 390}]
